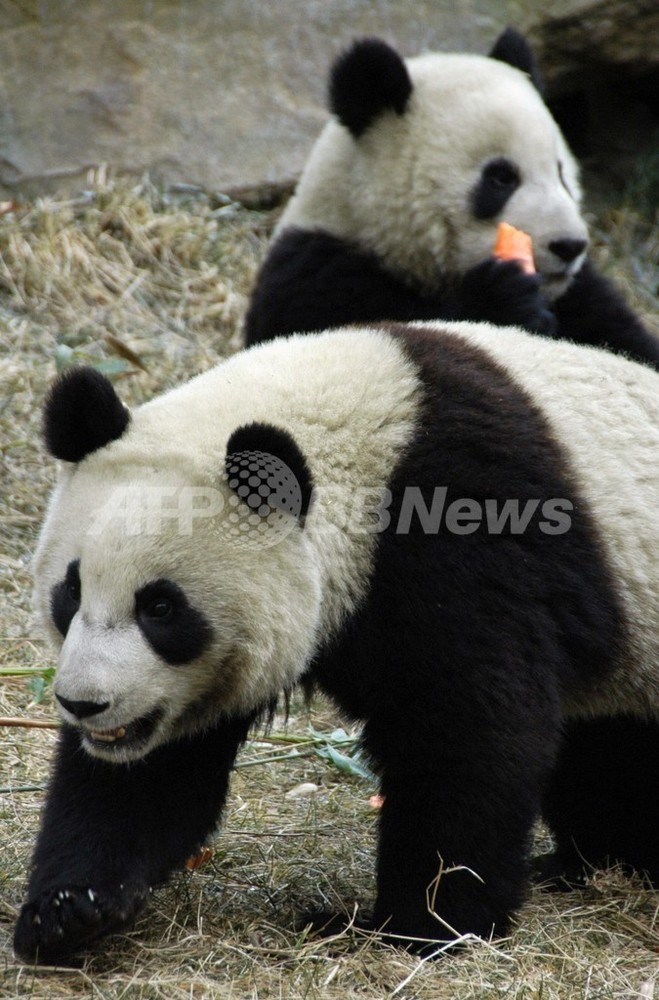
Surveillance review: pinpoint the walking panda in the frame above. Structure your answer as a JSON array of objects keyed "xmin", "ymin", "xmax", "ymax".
[
  {"xmin": 14, "ymin": 322, "xmax": 659, "ymax": 963},
  {"xmin": 244, "ymin": 30, "xmax": 659, "ymax": 368}
]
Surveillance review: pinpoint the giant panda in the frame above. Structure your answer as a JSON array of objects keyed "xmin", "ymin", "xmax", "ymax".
[
  {"xmin": 14, "ymin": 322, "xmax": 659, "ymax": 963},
  {"xmin": 244, "ymin": 30, "xmax": 659, "ymax": 368}
]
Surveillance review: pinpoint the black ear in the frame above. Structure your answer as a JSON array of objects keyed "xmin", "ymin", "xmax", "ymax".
[
  {"xmin": 489, "ymin": 28, "xmax": 543, "ymax": 93},
  {"xmin": 43, "ymin": 366, "xmax": 130, "ymax": 463},
  {"xmin": 225, "ymin": 423, "xmax": 314, "ymax": 523},
  {"xmin": 329, "ymin": 37, "xmax": 413, "ymax": 138}
]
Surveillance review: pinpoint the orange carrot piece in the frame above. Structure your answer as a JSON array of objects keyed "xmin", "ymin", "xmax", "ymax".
[
  {"xmin": 185, "ymin": 845, "xmax": 213, "ymax": 870},
  {"xmin": 493, "ymin": 222, "xmax": 535, "ymax": 274}
]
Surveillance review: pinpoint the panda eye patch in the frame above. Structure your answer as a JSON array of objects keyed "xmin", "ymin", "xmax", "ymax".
[
  {"xmin": 135, "ymin": 579, "xmax": 213, "ymax": 666},
  {"xmin": 67, "ymin": 570, "xmax": 81, "ymax": 603},
  {"xmin": 51, "ymin": 559, "xmax": 81, "ymax": 637},
  {"xmin": 472, "ymin": 157, "xmax": 521, "ymax": 220},
  {"xmin": 485, "ymin": 158, "xmax": 520, "ymax": 189}
]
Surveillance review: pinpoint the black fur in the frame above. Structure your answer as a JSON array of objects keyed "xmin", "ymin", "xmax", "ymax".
[
  {"xmin": 244, "ymin": 228, "xmax": 556, "ymax": 344},
  {"xmin": 135, "ymin": 579, "xmax": 214, "ymax": 666},
  {"xmin": 456, "ymin": 258, "xmax": 556, "ymax": 334},
  {"xmin": 305, "ymin": 325, "xmax": 626, "ymax": 944},
  {"xmin": 43, "ymin": 367, "xmax": 130, "ymax": 463},
  {"xmin": 226, "ymin": 422, "xmax": 314, "ymax": 520},
  {"xmin": 489, "ymin": 26, "xmax": 543, "ymax": 92},
  {"xmin": 471, "ymin": 157, "xmax": 521, "ymax": 220},
  {"xmin": 245, "ymin": 229, "xmax": 659, "ymax": 368},
  {"xmin": 329, "ymin": 37, "xmax": 413, "ymax": 138},
  {"xmin": 551, "ymin": 261, "xmax": 659, "ymax": 365},
  {"xmin": 541, "ymin": 716, "xmax": 659, "ymax": 888},
  {"xmin": 13, "ymin": 716, "xmax": 256, "ymax": 964},
  {"xmin": 50, "ymin": 560, "xmax": 81, "ymax": 637}
]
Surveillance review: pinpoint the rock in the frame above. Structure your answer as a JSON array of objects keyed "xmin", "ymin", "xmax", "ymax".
[
  {"xmin": 285, "ymin": 782, "xmax": 321, "ymax": 800},
  {"xmin": 0, "ymin": 0, "xmax": 557, "ymax": 200},
  {"xmin": 4, "ymin": 0, "xmax": 651, "ymax": 199},
  {"xmin": 529, "ymin": 0, "xmax": 659, "ymax": 170}
]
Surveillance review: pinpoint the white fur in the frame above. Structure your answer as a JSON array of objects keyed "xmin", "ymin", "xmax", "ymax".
[
  {"xmin": 278, "ymin": 51, "xmax": 587, "ymax": 298},
  {"xmin": 415, "ymin": 319, "xmax": 659, "ymax": 718},
  {"xmin": 34, "ymin": 329, "xmax": 422, "ymax": 760}
]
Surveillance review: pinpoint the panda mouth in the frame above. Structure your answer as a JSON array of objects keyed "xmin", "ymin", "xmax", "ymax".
[{"xmin": 84, "ymin": 708, "xmax": 163, "ymax": 752}]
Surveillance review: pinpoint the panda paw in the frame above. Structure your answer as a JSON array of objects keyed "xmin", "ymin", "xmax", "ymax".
[
  {"xmin": 13, "ymin": 881, "xmax": 149, "ymax": 965},
  {"xmin": 461, "ymin": 258, "xmax": 557, "ymax": 336}
]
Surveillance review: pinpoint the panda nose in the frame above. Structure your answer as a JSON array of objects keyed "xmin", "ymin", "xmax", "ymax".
[
  {"xmin": 548, "ymin": 238, "xmax": 588, "ymax": 263},
  {"xmin": 56, "ymin": 693, "xmax": 110, "ymax": 720}
]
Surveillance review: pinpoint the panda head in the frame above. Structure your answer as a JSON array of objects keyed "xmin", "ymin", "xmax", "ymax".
[
  {"xmin": 35, "ymin": 368, "xmax": 319, "ymax": 763},
  {"xmin": 279, "ymin": 29, "xmax": 588, "ymax": 299}
]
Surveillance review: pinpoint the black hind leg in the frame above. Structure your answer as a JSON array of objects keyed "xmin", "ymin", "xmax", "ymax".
[{"xmin": 540, "ymin": 715, "xmax": 659, "ymax": 888}]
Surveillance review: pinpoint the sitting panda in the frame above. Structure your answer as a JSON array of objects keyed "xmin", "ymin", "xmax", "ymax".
[
  {"xmin": 244, "ymin": 30, "xmax": 659, "ymax": 368},
  {"xmin": 14, "ymin": 322, "xmax": 659, "ymax": 963}
]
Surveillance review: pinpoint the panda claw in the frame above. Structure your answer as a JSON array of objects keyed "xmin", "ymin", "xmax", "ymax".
[{"xmin": 14, "ymin": 881, "xmax": 150, "ymax": 964}]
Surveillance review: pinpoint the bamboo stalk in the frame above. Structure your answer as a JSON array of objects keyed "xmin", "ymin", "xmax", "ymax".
[{"xmin": 0, "ymin": 716, "xmax": 58, "ymax": 730}]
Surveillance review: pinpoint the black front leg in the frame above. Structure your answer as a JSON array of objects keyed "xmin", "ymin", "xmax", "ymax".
[
  {"xmin": 456, "ymin": 258, "xmax": 556, "ymax": 335},
  {"xmin": 371, "ymin": 756, "xmax": 543, "ymax": 950},
  {"xmin": 14, "ymin": 716, "xmax": 252, "ymax": 964},
  {"xmin": 553, "ymin": 261, "xmax": 659, "ymax": 368},
  {"xmin": 302, "ymin": 692, "xmax": 559, "ymax": 954}
]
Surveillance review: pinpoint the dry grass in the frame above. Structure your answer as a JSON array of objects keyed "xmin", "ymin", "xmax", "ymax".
[{"xmin": 1, "ymin": 172, "xmax": 658, "ymax": 999}]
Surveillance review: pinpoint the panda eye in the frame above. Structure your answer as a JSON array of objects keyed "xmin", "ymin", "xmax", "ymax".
[
  {"xmin": 67, "ymin": 573, "xmax": 81, "ymax": 603},
  {"xmin": 144, "ymin": 598, "xmax": 173, "ymax": 621},
  {"xmin": 472, "ymin": 157, "xmax": 521, "ymax": 220},
  {"xmin": 484, "ymin": 158, "xmax": 520, "ymax": 190},
  {"xmin": 135, "ymin": 578, "xmax": 213, "ymax": 666},
  {"xmin": 50, "ymin": 559, "xmax": 81, "ymax": 637},
  {"xmin": 136, "ymin": 584, "xmax": 177, "ymax": 622}
]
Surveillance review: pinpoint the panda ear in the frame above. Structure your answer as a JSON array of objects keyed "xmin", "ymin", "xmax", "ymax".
[
  {"xmin": 329, "ymin": 37, "xmax": 413, "ymax": 138},
  {"xmin": 489, "ymin": 28, "xmax": 543, "ymax": 94},
  {"xmin": 43, "ymin": 366, "xmax": 130, "ymax": 463},
  {"xmin": 225, "ymin": 422, "xmax": 314, "ymax": 522}
]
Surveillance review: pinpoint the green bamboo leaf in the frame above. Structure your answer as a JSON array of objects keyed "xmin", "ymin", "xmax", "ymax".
[
  {"xmin": 314, "ymin": 745, "xmax": 374, "ymax": 780},
  {"xmin": 93, "ymin": 358, "xmax": 132, "ymax": 376}
]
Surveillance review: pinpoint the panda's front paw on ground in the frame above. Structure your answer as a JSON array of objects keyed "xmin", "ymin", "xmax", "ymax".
[
  {"xmin": 462, "ymin": 258, "xmax": 557, "ymax": 336},
  {"xmin": 13, "ymin": 882, "xmax": 149, "ymax": 965}
]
